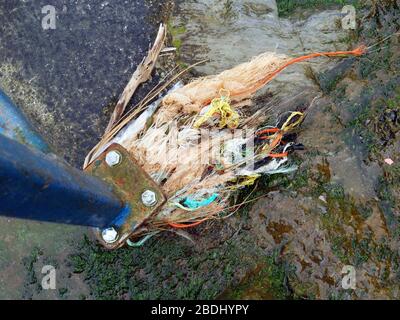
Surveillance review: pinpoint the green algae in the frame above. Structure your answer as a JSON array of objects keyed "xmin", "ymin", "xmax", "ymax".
[
  {"xmin": 219, "ymin": 252, "xmax": 290, "ymax": 300},
  {"xmin": 276, "ymin": 0, "xmax": 364, "ymax": 17}
]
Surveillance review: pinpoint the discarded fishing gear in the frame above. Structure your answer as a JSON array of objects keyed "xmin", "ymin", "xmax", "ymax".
[{"xmin": 84, "ymin": 24, "xmax": 366, "ymax": 248}]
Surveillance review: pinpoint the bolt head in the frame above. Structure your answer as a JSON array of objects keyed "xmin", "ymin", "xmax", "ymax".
[
  {"xmin": 101, "ymin": 227, "xmax": 119, "ymax": 243},
  {"xmin": 105, "ymin": 150, "xmax": 121, "ymax": 167},
  {"xmin": 141, "ymin": 190, "xmax": 157, "ymax": 207}
]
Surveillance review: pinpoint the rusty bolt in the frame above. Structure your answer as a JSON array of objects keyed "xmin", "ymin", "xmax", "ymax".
[
  {"xmin": 101, "ymin": 227, "xmax": 119, "ymax": 243},
  {"xmin": 141, "ymin": 189, "xmax": 157, "ymax": 207},
  {"xmin": 105, "ymin": 150, "xmax": 121, "ymax": 167}
]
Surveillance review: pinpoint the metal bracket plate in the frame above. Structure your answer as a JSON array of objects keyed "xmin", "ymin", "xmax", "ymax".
[{"xmin": 85, "ymin": 143, "xmax": 166, "ymax": 249}]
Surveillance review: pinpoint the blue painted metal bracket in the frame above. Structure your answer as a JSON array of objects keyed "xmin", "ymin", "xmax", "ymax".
[
  {"xmin": 0, "ymin": 88, "xmax": 166, "ymax": 248},
  {"xmin": 85, "ymin": 143, "xmax": 167, "ymax": 249},
  {"xmin": 0, "ymin": 133, "xmax": 126, "ymax": 228},
  {"xmin": 0, "ymin": 88, "xmax": 129, "ymax": 229},
  {"xmin": 0, "ymin": 88, "xmax": 50, "ymax": 153}
]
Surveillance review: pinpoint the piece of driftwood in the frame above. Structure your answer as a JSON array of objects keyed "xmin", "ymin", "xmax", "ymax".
[{"xmin": 104, "ymin": 23, "xmax": 166, "ymax": 134}]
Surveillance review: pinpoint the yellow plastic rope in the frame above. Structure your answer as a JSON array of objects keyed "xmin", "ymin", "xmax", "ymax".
[
  {"xmin": 239, "ymin": 174, "xmax": 260, "ymax": 187},
  {"xmin": 280, "ymin": 111, "xmax": 304, "ymax": 132},
  {"xmin": 228, "ymin": 174, "xmax": 260, "ymax": 190},
  {"xmin": 194, "ymin": 92, "xmax": 239, "ymax": 129}
]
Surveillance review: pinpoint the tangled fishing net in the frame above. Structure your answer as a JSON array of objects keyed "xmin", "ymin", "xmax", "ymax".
[{"xmin": 86, "ymin": 39, "xmax": 366, "ymax": 246}]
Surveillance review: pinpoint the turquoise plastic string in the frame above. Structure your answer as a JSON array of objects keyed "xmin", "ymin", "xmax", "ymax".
[
  {"xmin": 183, "ymin": 193, "xmax": 219, "ymax": 210},
  {"xmin": 126, "ymin": 232, "xmax": 159, "ymax": 247}
]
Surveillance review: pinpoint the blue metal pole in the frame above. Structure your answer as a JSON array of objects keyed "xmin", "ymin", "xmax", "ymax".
[
  {"xmin": 0, "ymin": 88, "xmax": 51, "ymax": 153},
  {"xmin": 0, "ymin": 133, "xmax": 126, "ymax": 228}
]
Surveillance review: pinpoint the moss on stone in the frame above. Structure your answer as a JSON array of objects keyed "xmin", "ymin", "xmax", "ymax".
[
  {"xmin": 276, "ymin": 0, "xmax": 364, "ymax": 17},
  {"xmin": 220, "ymin": 252, "xmax": 291, "ymax": 300}
]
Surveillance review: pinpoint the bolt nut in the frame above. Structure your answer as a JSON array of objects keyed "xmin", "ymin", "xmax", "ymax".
[
  {"xmin": 141, "ymin": 189, "xmax": 157, "ymax": 207},
  {"xmin": 101, "ymin": 227, "xmax": 119, "ymax": 244},
  {"xmin": 105, "ymin": 150, "xmax": 121, "ymax": 167}
]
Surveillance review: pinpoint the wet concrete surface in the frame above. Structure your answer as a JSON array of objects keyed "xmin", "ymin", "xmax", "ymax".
[{"xmin": 0, "ymin": 0, "xmax": 171, "ymax": 167}]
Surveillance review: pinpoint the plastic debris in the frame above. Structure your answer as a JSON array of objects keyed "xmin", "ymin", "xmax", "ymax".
[
  {"xmin": 194, "ymin": 93, "xmax": 239, "ymax": 129},
  {"xmin": 385, "ymin": 158, "xmax": 394, "ymax": 165},
  {"xmin": 86, "ymin": 43, "xmax": 367, "ymax": 245}
]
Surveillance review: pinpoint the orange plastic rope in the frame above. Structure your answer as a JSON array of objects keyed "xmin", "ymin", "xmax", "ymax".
[
  {"xmin": 268, "ymin": 152, "xmax": 288, "ymax": 158},
  {"xmin": 256, "ymin": 128, "xmax": 280, "ymax": 135},
  {"xmin": 258, "ymin": 136, "xmax": 274, "ymax": 140},
  {"xmin": 269, "ymin": 132, "xmax": 283, "ymax": 149},
  {"xmin": 220, "ymin": 46, "xmax": 367, "ymax": 101},
  {"xmin": 168, "ymin": 218, "xmax": 209, "ymax": 229},
  {"xmin": 257, "ymin": 128, "xmax": 284, "ymax": 154}
]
